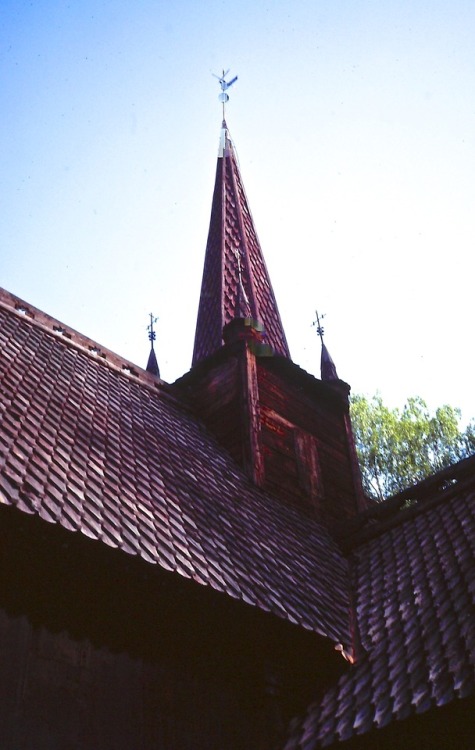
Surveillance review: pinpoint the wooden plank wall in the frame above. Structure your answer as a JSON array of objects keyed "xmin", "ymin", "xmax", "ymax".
[
  {"xmin": 0, "ymin": 609, "xmax": 260, "ymax": 750},
  {"xmin": 0, "ymin": 509, "xmax": 333, "ymax": 750},
  {"xmin": 257, "ymin": 362, "xmax": 358, "ymax": 524},
  {"xmin": 180, "ymin": 356, "xmax": 244, "ymax": 465}
]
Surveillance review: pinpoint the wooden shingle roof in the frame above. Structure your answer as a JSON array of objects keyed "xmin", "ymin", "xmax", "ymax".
[
  {"xmin": 284, "ymin": 461, "xmax": 475, "ymax": 747},
  {"xmin": 0, "ymin": 288, "xmax": 350, "ymax": 648},
  {"xmin": 192, "ymin": 122, "xmax": 290, "ymax": 366}
]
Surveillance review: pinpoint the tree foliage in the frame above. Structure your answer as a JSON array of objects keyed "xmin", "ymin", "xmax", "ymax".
[{"xmin": 350, "ymin": 394, "xmax": 475, "ymax": 501}]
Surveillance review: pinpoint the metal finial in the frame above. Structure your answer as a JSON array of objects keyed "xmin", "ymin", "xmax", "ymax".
[
  {"xmin": 312, "ymin": 310, "xmax": 339, "ymax": 381},
  {"xmin": 147, "ymin": 313, "xmax": 158, "ymax": 346},
  {"xmin": 213, "ymin": 69, "xmax": 238, "ymax": 119},
  {"xmin": 146, "ymin": 313, "xmax": 160, "ymax": 377},
  {"xmin": 312, "ymin": 310, "xmax": 326, "ymax": 343}
]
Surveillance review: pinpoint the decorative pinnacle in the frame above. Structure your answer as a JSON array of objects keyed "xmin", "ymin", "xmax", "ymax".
[
  {"xmin": 313, "ymin": 310, "xmax": 339, "ymax": 381},
  {"xmin": 212, "ymin": 69, "xmax": 238, "ymax": 119},
  {"xmin": 146, "ymin": 313, "xmax": 160, "ymax": 377},
  {"xmin": 147, "ymin": 313, "xmax": 158, "ymax": 346}
]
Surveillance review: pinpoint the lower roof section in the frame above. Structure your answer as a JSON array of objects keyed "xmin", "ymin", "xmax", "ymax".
[{"xmin": 284, "ymin": 477, "xmax": 475, "ymax": 747}]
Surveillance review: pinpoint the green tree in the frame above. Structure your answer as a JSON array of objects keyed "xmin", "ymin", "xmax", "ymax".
[{"xmin": 350, "ymin": 394, "xmax": 475, "ymax": 501}]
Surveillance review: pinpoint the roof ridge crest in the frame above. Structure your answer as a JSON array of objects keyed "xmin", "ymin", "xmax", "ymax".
[{"xmin": 0, "ymin": 287, "xmax": 175, "ymax": 397}]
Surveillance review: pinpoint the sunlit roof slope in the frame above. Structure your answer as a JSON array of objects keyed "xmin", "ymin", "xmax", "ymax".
[{"xmin": 0, "ymin": 287, "xmax": 350, "ymax": 648}]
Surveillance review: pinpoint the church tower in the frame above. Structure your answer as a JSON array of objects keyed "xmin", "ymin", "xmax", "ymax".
[{"xmin": 175, "ymin": 120, "xmax": 366, "ymax": 527}]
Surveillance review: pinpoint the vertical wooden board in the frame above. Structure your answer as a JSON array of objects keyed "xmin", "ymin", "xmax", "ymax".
[
  {"xmin": 256, "ymin": 361, "xmax": 361, "ymax": 521},
  {"xmin": 183, "ymin": 356, "xmax": 246, "ymax": 469},
  {"xmin": 0, "ymin": 611, "xmax": 32, "ymax": 745},
  {"xmin": 0, "ymin": 603, "xmax": 284, "ymax": 749},
  {"xmin": 141, "ymin": 657, "xmax": 260, "ymax": 750},
  {"xmin": 240, "ymin": 347, "xmax": 265, "ymax": 486},
  {"xmin": 15, "ymin": 626, "xmax": 91, "ymax": 749},
  {"xmin": 294, "ymin": 430, "xmax": 324, "ymax": 511},
  {"xmin": 88, "ymin": 646, "xmax": 144, "ymax": 749},
  {"xmin": 257, "ymin": 364, "xmax": 344, "ymax": 443},
  {"xmin": 0, "ymin": 616, "xmax": 151, "ymax": 750}
]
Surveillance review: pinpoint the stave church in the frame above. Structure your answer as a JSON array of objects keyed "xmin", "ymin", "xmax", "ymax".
[{"xmin": 0, "ymin": 113, "xmax": 474, "ymax": 749}]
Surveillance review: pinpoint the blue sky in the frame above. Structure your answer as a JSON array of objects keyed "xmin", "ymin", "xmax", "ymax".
[{"xmin": 2, "ymin": 1, "xmax": 475, "ymax": 420}]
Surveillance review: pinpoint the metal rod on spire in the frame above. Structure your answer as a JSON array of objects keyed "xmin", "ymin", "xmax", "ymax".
[
  {"xmin": 147, "ymin": 313, "xmax": 158, "ymax": 347},
  {"xmin": 213, "ymin": 69, "xmax": 238, "ymax": 119},
  {"xmin": 312, "ymin": 310, "xmax": 326, "ymax": 343},
  {"xmin": 146, "ymin": 314, "xmax": 160, "ymax": 377},
  {"xmin": 312, "ymin": 311, "xmax": 339, "ymax": 381}
]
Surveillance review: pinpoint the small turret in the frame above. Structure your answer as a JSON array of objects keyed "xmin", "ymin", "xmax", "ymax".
[
  {"xmin": 313, "ymin": 311, "xmax": 339, "ymax": 381},
  {"xmin": 146, "ymin": 313, "xmax": 160, "ymax": 378}
]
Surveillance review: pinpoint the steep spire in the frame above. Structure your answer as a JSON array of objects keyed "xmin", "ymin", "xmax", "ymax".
[
  {"xmin": 146, "ymin": 314, "xmax": 160, "ymax": 377},
  {"xmin": 192, "ymin": 122, "xmax": 290, "ymax": 366},
  {"xmin": 313, "ymin": 311, "xmax": 339, "ymax": 381}
]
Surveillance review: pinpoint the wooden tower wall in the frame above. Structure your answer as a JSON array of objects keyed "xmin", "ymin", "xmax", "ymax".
[
  {"xmin": 176, "ymin": 326, "xmax": 364, "ymax": 528},
  {"xmin": 256, "ymin": 359, "xmax": 362, "ymax": 525}
]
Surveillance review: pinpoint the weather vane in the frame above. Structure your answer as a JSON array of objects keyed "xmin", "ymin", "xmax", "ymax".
[
  {"xmin": 147, "ymin": 313, "xmax": 158, "ymax": 346},
  {"xmin": 213, "ymin": 69, "xmax": 238, "ymax": 119},
  {"xmin": 312, "ymin": 310, "xmax": 326, "ymax": 343}
]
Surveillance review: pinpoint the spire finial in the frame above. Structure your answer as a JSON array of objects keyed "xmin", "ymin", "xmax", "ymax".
[
  {"xmin": 312, "ymin": 310, "xmax": 339, "ymax": 381},
  {"xmin": 213, "ymin": 69, "xmax": 238, "ymax": 120},
  {"xmin": 146, "ymin": 313, "xmax": 160, "ymax": 377},
  {"xmin": 313, "ymin": 310, "xmax": 326, "ymax": 344},
  {"xmin": 147, "ymin": 313, "xmax": 158, "ymax": 347}
]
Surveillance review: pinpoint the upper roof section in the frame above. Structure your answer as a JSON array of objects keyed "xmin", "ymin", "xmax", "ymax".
[
  {"xmin": 192, "ymin": 122, "xmax": 291, "ymax": 366},
  {"xmin": 0, "ymin": 287, "xmax": 351, "ymax": 650}
]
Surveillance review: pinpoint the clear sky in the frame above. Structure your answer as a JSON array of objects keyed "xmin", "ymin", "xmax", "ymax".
[{"xmin": 2, "ymin": 1, "xmax": 474, "ymax": 421}]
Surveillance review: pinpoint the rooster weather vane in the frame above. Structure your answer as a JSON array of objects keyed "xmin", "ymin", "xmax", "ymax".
[{"xmin": 213, "ymin": 69, "xmax": 238, "ymax": 118}]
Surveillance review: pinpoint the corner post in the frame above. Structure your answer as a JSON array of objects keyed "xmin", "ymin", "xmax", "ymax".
[{"xmin": 223, "ymin": 319, "xmax": 265, "ymax": 486}]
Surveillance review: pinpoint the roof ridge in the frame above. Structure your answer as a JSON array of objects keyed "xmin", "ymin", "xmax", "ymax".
[
  {"xmin": 334, "ymin": 454, "xmax": 475, "ymax": 550},
  {"xmin": 0, "ymin": 287, "xmax": 174, "ymax": 398}
]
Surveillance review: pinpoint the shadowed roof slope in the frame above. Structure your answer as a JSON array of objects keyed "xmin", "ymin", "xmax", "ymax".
[
  {"xmin": 284, "ymin": 463, "xmax": 475, "ymax": 748},
  {"xmin": 0, "ymin": 288, "xmax": 350, "ymax": 648},
  {"xmin": 192, "ymin": 122, "xmax": 290, "ymax": 366}
]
